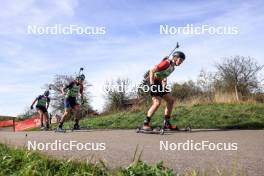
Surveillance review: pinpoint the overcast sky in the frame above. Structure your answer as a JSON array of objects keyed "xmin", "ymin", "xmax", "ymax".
[{"xmin": 0, "ymin": 0, "xmax": 263, "ymax": 116}]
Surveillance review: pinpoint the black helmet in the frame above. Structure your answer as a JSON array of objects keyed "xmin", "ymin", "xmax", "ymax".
[
  {"xmin": 173, "ymin": 51, "xmax": 185, "ymax": 60},
  {"xmin": 77, "ymin": 74, "xmax": 85, "ymax": 81},
  {"xmin": 44, "ymin": 90, "xmax": 50, "ymax": 97}
]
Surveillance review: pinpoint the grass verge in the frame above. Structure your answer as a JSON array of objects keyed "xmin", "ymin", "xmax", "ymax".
[
  {"xmin": 0, "ymin": 143, "xmax": 174, "ymax": 176},
  {"xmin": 0, "ymin": 143, "xmax": 248, "ymax": 176},
  {"xmin": 61, "ymin": 103, "xmax": 264, "ymax": 129}
]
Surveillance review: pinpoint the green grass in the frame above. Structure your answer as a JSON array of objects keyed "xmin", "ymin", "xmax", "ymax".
[
  {"xmin": 62, "ymin": 103, "xmax": 264, "ymax": 129},
  {"xmin": 0, "ymin": 143, "xmax": 174, "ymax": 176},
  {"xmin": 0, "ymin": 143, "xmax": 248, "ymax": 176}
]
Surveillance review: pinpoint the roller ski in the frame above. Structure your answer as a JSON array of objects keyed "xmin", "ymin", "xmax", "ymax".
[
  {"xmin": 136, "ymin": 118, "xmax": 191, "ymax": 135},
  {"xmin": 136, "ymin": 118, "xmax": 164, "ymax": 135},
  {"xmin": 163, "ymin": 120, "xmax": 191, "ymax": 133},
  {"xmin": 55, "ymin": 125, "xmax": 66, "ymax": 133},
  {"xmin": 136, "ymin": 125, "xmax": 165, "ymax": 135},
  {"xmin": 71, "ymin": 122, "xmax": 92, "ymax": 132},
  {"xmin": 40, "ymin": 121, "xmax": 51, "ymax": 131},
  {"xmin": 71, "ymin": 123, "xmax": 82, "ymax": 131},
  {"xmin": 163, "ymin": 125, "xmax": 192, "ymax": 133}
]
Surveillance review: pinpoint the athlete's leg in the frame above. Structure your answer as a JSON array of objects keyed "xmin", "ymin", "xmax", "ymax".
[
  {"xmin": 58, "ymin": 98, "xmax": 73, "ymax": 129},
  {"xmin": 58, "ymin": 108, "xmax": 71, "ymax": 129},
  {"xmin": 73, "ymin": 104, "xmax": 81, "ymax": 129},
  {"xmin": 147, "ymin": 96, "xmax": 162, "ymax": 117},
  {"xmin": 162, "ymin": 94, "xmax": 175, "ymax": 129},
  {"xmin": 43, "ymin": 112, "xmax": 49, "ymax": 129},
  {"xmin": 38, "ymin": 110, "xmax": 44, "ymax": 127},
  {"xmin": 143, "ymin": 96, "xmax": 162, "ymax": 130},
  {"xmin": 162, "ymin": 94, "xmax": 174, "ymax": 116},
  {"xmin": 73, "ymin": 104, "xmax": 81, "ymax": 119}
]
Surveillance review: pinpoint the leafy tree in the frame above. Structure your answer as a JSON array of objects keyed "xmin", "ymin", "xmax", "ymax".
[
  {"xmin": 171, "ymin": 80, "xmax": 202, "ymax": 101},
  {"xmin": 215, "ymin": 56, "xmax": 263, "ymax": 101},
  {"xmin": 197, "ymin": 69, "xmax": 215, "ymax": 92},
  {"xmin": 103, "ymin": 78, "xmax": 132, "ymax": 112},
  {"xmin": 197, "ymin": 69, "xmax": 216, "ymax": 101}
]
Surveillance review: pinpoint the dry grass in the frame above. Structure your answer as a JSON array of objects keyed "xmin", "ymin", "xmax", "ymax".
[
  {"xmin": 214, "ymin": 92, "xmax": 239, "ymax": 103},
  {"xmin": 172, "ymin": 92, "xmax": 260, "ymax": 108}
]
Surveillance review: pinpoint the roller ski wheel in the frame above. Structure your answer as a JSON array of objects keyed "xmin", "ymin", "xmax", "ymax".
[
  {"xmin": 136, "ymin": 126, "xmax": 164, "ymax": 135},
  {"xmin": 43, "ymin": 128, "xmax": 51, "ymax": 131},
  {"xmin": 162, "ymin": 125, "xmax": 192, "ymax": 133},
  {"xmin": 136, "ymin": 127, "xmax": 141, "ymax": 133},
  {"xmin": 55, "ymin": 127, "xmax": 66, "ymax": 133},
  {"xmin": 159, "ymin": 128, "xmax": 164, "ymax": 135},
  {"xmin": 71, "ymin": 124, "xmax": 81, "ymax": 131},
  {"xmin": 185, "ymin": 126, "xmax": 192, "ymax": 132}
]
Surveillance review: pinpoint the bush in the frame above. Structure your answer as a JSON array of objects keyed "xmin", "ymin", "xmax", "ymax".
[{"xmin": 171, "ymin": 81, "xmax": 202, "ymax": 101}]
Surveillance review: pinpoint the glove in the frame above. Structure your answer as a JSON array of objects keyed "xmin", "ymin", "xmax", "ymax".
[{"xmin": 30, "ymin": 105, "xmax": 34, "ymax": 110}]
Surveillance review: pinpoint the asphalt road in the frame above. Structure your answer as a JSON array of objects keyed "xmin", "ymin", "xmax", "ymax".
[{"xmin": 0, "ymin": 129, "xmax": 263, "ymax": 175}]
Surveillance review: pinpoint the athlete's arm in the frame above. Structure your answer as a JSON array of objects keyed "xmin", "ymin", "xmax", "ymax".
[
  {"xmin": 149, "ymin": 59, "xmax": 170, "ymax": 84},
  {"xmin": 61, "ymin": 84, "xmax": 69, "ymax": 95},
  {"xmin": 149, "ymin": 67, "xmax": 157, "ymax": 85},
  {"xmin": 162, "ymin": 78, "xmax": 167, "ymax": 86},
  {"xmin": 46, "ymin": 98, "xmax": 50, "ymax": 109},
  {"xmin": 62, "ymin": 82, "xmax": 73, "ymax": 95},
  {"xmin": 61, "ymin": 85, "xmax": 66, "ymax": 95},
  {"xmin": 30, "ymin": 97, "xmax": 38, "ymax": 109},
  {"xmin": 31, "ymin": 98, "xmax": 37, "ymax": 106},
  {"xmin": 80, "ymin": 84, "xmax": 84, "ymax": 102}
]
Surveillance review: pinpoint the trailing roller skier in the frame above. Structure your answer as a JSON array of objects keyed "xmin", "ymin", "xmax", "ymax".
[
  {"xmin": 30, "ymin": 90, "xmax": 50, "ymax": 130},
  {"xmin": 56, "ymin": 74, "xmax": 85, "ymax": 132}
]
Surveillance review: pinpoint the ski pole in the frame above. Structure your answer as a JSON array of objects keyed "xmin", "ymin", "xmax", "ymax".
[
  {"xmin": 78, "ymin": 67, "xmax": 84, "ymax": 77},
  {"xmin": 168, "ymin": 42, "xmax": 180, "ymax": 58}
]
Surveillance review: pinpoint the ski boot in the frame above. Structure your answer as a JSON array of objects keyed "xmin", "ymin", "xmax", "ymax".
[
  {"xmin": 142, "ymin": 117, "xmax": 152, "ymax": 131},
  {"xmin": 73, "ymin": 123, "xmax": 80, "ymax": 130},
  {"xmin": 163, "ymin": 120, "xmax": 178, "ymax": 131},
  {"xmin": 44, "ymin": 123, "xmax": 50, "ymax": 131},
  {"xmin": 40, "ymin": 123, "xmax": 45, "ymax": 130}
]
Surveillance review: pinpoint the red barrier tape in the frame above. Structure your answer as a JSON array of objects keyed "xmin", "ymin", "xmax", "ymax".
[
  {"xmin": 0, "ymin": 120, "xmax": 13, "ymax": 127},
  {"xmin": 15, "ymin": 116, "xmax": 41, "ymax": 132}
]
